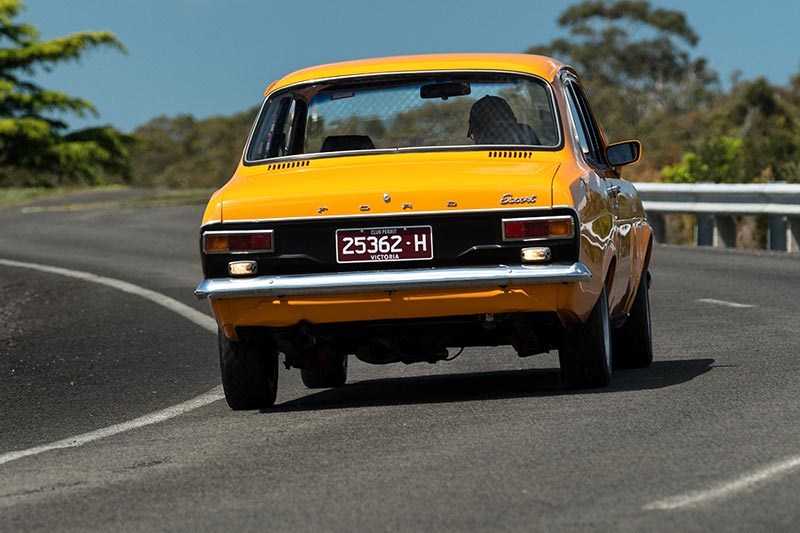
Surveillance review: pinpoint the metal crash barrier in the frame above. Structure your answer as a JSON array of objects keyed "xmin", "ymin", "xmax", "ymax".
[{"xmin": 633, "ymin": 183, "xmax": 800, "ymax": 253}]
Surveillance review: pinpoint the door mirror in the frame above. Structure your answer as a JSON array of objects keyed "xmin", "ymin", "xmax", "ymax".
[{"xmin": 606, "ymin": 140, "xmax": 642, "ymax": 167}]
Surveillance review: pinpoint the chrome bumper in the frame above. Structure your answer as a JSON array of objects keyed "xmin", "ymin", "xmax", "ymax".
[{"xmin": 195, "ymin": 262, "xmax": 591, "ymax": 300}]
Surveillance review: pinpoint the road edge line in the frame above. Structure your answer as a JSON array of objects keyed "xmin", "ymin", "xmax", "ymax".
[
  {"xmin": 644, "ymin": 455, "xmax": 800, "ymax": 510},
  {"xmin": 0, "ymin": 258, "xmax": 222, "ymax": 467}
]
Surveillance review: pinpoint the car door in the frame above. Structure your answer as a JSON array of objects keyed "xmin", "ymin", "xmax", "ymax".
[{"xmin": 563, "ymin": 75, "xmax": 630, "ymax": 316}]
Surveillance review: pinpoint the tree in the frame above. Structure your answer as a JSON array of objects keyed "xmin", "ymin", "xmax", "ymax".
[
  {"xmin": 130, "ymin": 108, "xmax": 258, "ymax": 188},
  {"xmin": 731, "ymin": 78, "xmax": 799, "ymax": 182},
  {"xmin": 526, "ymin": 1, "xmax": 719, "ymax": 177},
  {"xmin": 0, "ymin": 0, "xmax": 133, "ymax": 186},
  {"xmin": 662, "ymin": 136, "xmax": 744, "ymax": 183}
]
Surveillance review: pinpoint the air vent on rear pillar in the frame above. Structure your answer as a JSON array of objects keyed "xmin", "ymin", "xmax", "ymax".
[
  {"xmin": 488, "ymin": 151, "xmax": 533, "ymax": 159},
  {"xmin": 267, "ymin": 160, "xmax": 311, "ymax": 171}
]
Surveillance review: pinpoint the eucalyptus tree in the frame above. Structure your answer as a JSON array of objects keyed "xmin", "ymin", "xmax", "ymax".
[{"xmin": 526, "ymin": 0, "xmax": 718, "ymax": 161}]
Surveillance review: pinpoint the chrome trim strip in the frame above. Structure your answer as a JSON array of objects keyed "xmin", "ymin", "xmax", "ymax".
[
  {"xmin": 194, "ymin": 262, "xmax": 591, "ymax": 300},
  {"xmin": 244, "ymin": 69, "xmax": 563, "ymax": 165},
  {"xmin": 245, "ymin": 144, "xmax": 561, "ymax": 166},
  {"xmin": 201, "ymin": 205, "xmax": 578, "ymax": 227}
]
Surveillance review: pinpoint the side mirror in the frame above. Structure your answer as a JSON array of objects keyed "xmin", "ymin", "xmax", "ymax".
[{"xmin": 606, "ymin": 140, "xmax": 642, "ymax": 167}]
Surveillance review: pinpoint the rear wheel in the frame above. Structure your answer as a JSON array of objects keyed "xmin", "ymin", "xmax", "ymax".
[
  {"xmin": 612, "ymin": 271, "xmax": 653, "ymax": 369},
  {"xmin": 559, "ymin": 288, "xmax": 612, "ymax": 388},
  {"xmin": 301, "ymin": 348, "xmax": 348, "ymax": 389},
  {"xmin": 218, "ymin": 329, "xmax": 279, "ymax": 410}
]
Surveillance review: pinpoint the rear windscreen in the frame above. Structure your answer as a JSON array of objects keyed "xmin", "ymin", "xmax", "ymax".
[{"xmin": 246, "ymin": 73, "xmax": 560, "ymax": 162}]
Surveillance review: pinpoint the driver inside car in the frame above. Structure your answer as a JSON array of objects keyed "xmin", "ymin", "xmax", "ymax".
[{"xmin": 467, "ymin": 95, "xmax": 540, "ymax": 145}]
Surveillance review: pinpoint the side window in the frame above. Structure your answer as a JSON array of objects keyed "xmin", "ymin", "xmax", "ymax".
[
  {"xmin": 566, "ymin": 85, "xmax": 591, "ymax": 156},
  {"xmin": 247, "ymin": 98, "xmax": 284, "ymax": 161},
  {"xmin": 564, "ymin": 79, "xmax": 605, "ymax": 167},
  {"xmin": 246, "ymin": 96, "xmax": 300, "ymax": 160},
  {"xmin": 273, "ymin": 99, "xmax": 297, "ymax": 157}
]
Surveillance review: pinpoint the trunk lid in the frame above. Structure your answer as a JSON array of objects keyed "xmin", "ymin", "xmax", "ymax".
[{"xmin": 221, "ymin": 151, "xmax": 560, "ymax": 222}]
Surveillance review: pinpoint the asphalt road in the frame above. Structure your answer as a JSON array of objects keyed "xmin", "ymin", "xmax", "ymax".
[{"xmin": 1, "ymin": 192, "xmax": 799, "ymax": 531}]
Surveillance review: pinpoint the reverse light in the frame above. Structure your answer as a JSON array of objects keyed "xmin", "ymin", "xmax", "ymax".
[
  {"xmin": 203, "ymin": 230, "xmax": 274, "ymax": 254},
  {"xmin": 521, "ymin": 247, "xmax": 551, "ymax": 263},
  {"xmin": 502, "ymin": 216, "xmax": 574, "ymax": 241},
  {"xmin": 228, "ymin": 260, "xmax": 258, "ymax": 276}
]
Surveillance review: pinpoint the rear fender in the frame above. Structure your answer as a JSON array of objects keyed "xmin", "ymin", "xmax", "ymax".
[
  {"xmin": 557, "ymin": 243, "xmax": 616, "ymax": 325},
  {"xmin": 621, "ymin": 222, "xmax": 653, "ymax": 313}
]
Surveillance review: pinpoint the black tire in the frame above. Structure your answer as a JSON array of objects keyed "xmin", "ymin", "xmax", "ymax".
[
  {"xmin": 218, "ymin": 329, "xmax": 279, "ymax": 410},
  {"xmin": 301, "ymin": 349, "xmax": 348, "ymax": 389},
  {"xmin": 559, "ymin": 287, "xmax": 612, "ymax": 388},
  {"xmin": 612, "ymin": 271, "xmax": 653, "ymax": 369}
]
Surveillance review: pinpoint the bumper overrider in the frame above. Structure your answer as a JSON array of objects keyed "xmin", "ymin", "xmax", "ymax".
[{"xmin": 195, "ymin": 262, "xmax": 591, "ymax": 300}]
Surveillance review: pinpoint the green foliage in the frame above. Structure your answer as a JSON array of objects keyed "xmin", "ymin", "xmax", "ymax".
[
  {"xmin": 527, "ymin": 0, "xmax": 719, "ymax": 179},
  {"xmin": 528, "ymin": 0, "xmax": 800, "ymax": 184},
  {"xmin": 527, "ymin": 0, "xmax": 717, "ymax": 131},
  {"xmin": 730, "ymin": 78, "xmax": 799, "ymax": 181},
  {"xmin": 662, "ymin": 76, "xmax": 800, "ymax": 183},
  {"xmin": 663, "ymin": 136, "xmax": 744, "ymax": 183},
  {"xmin": 0, "ymin": 0, "xmax": 132, "ymax": 186},
  {"xmin": 130, "ymin": 108, "xmax": 258, "ymax": 188}
]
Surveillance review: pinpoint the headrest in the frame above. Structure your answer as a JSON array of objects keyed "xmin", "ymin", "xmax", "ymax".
[{"xmin": 320, "ymin": 135, "xmax": 375, "ymax": 152}]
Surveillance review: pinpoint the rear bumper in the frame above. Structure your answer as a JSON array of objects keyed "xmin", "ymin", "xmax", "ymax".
[{"xmin": 195, "ymin": 262, "xmax": 591, "ymax": 300}]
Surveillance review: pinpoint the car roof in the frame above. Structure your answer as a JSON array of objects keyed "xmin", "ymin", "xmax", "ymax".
[{"xmin": 265, "ymin": 53, "xmax": 570, "ymax": 95}]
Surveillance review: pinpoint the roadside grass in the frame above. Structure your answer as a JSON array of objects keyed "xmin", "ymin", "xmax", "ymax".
[
  {"xmin": 119, "ymin": 188, "xmax": 216, "ymax": 208},
  {"xmin": 0, "ymin": 186, "xmax": 113, "ymax": 208},
  {"xmin": 0, "ymin": 186, "xmax": 216, "ymax": 212}
]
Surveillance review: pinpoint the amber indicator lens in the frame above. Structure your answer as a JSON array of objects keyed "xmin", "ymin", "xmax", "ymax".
[
  {"xmin": 502, "ymin": 217, "xmax": 574, "ymax": 241},
  {"xmin": 203, "ymin": 231, "xmax": 274, "ymax": 253},
  {"xmin": 204, "ymin": 234, "xmax": 229, "ymax": 252},
  {"xmin": 548, "ymin": 218, "xmax": 574, "ymax": 238}
]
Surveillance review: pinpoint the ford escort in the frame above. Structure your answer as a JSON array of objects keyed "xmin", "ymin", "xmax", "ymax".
[{"xmin": 195, "ymin": 53, "xmax": 653, "ymax": 409}]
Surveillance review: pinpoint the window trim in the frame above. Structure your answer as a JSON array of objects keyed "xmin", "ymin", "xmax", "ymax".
[
  {"xmin": 561, "ymin": 73, "xmax": 608, "ymax": 170},
  {"xmin": 242, "ymin": 69, "xmax": 564, "ymax": 166}
]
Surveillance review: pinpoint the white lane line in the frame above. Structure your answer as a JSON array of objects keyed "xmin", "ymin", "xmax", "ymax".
[
  {"xmin": 645, "ymin": 455, "xmax": 800, "ymax": 510},
  {"xmin": 0, "ymin": 258, "xmax": 217, "ymax": 333},
  {"xmin": 696, "ymin": 298, "xmax": 756, "ymax": 309},
  {"xmin": 0, "ymin": 386, "xmax": 223, "ymax": 466},
  {"xmin": 0, "ymin": 258, "xmax": 222, "ymax": 467}
]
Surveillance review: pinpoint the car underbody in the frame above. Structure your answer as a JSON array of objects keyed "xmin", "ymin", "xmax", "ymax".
[{"xmin": 249, "ymin": 311, "xmax": 562, "ymax": 369}]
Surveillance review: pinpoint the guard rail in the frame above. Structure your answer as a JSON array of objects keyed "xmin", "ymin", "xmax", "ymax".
[{"xmin": 633, "ymin": 182, "xmax": 800, "ymax": 252}]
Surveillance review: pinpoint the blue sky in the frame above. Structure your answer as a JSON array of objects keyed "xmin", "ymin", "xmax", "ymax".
[{"xmin": 20, "ymin": 0, "xmax": 800, "ymax": 132}]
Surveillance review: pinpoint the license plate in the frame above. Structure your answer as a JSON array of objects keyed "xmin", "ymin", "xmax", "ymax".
[{"xmin": 336, "ymin": 226, "xmax": 434, "ymax": 263}]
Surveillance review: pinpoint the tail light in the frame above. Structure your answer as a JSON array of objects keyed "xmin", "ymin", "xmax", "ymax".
[
  {"xmin": 203, "ymin": 230, "xmax": 274, "ymax": 254},
  {"xmin": 502, "ymin": 216, "xmax": 574, "ymax": 241}
]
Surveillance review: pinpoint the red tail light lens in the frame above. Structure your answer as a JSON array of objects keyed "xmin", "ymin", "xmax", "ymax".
[
  {"xmin": 502, "ymin": 217, "xmax": 574, "ymax": 241},
  {"xmin": 203, "ymin": 230, "xmax": 274, "ymax": 253}
]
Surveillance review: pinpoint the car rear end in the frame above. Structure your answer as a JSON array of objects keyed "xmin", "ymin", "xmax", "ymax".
[{"xmin": 195, "ymin": 54, "xmax": 603, "ymax": 407}]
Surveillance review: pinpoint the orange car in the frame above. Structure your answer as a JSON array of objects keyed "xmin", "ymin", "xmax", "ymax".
[{"xmin": 195, "ymin": 53, "xmax": 653, "ymax": 409}]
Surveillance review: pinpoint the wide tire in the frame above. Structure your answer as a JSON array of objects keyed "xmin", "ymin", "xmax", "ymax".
[
  {"xmin": 301, "ymin": 349, "xmax": 348, "ymax": 389},
  {"xmin": 612, "ymin": 272, "xmax": 653, "ymax": 369},
  {"xmin": 559, "ymin": 288, "xmax": 612, "ymax": 388},
  {"xmin": 218, "ymin": 329, "xmax": 279, "ymax": 410}
]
